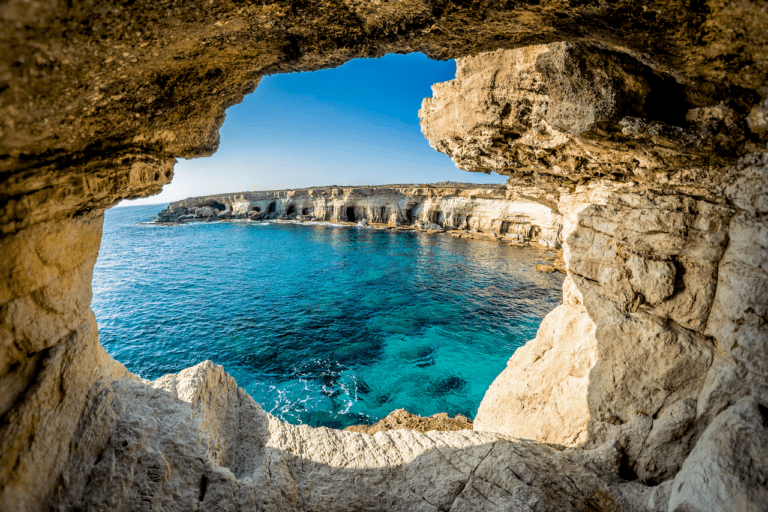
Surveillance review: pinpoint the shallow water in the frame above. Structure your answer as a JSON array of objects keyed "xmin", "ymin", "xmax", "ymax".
[{"xmin": 93, "ymin": 204, "xmax": 564, "ymax": 428}]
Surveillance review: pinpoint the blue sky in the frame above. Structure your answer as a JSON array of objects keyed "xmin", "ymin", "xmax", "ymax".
[{"xmin": 122, "ymin": 53, "xmax": 506, "ymax": 206}]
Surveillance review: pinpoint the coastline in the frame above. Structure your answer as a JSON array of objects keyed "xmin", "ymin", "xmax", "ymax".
[
  {"xmin": 153, "ymin": 182, "xmax": 567, "ymax": 272},
  {"xmin": 153, "ymin": 212, "xmax": 567, "ymax": 272}
]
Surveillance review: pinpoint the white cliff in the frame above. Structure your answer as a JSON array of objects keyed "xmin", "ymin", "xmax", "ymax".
[{"xmin": 163, "ymin": 182, "xmax": 563, "ymax": 246}]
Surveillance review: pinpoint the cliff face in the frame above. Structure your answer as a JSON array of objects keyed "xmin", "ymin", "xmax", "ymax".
[
  {"xmin": 1, "ymin": 1, "xmax": 767, "ymax": 511},
  {"xmin": 164, "ymin": 183, "xmax": 563, "ymax": 245},
  {"xmin": 421, "ymin": 45, "xmax": 768, "ymax": 502}
]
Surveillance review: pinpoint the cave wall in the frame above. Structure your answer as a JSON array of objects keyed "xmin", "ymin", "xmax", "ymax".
[
  {"xmin": 420, "ymin": 43, "xmax": 768, "ymax": 499},
  {"xmin": 1, "ymin": 0, "xmax": 767, "ymax": 510}
]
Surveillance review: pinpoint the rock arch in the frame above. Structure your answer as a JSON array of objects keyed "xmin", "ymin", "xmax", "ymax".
[{"xmin": 1, "ymin": 1, "xmax": 767, "ymax": 510}]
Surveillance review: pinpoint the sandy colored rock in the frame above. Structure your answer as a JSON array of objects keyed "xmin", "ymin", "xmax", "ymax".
[
  {"xmin": 345, "ymin": 409, "xmax": 472, "ymax": 434},
  {"xmin": 626, "ymin": 254, "xmax": 676, "ymax": 305},
  {"xmin": 668, "ymin": 397, "xmax": 768, "ymax": 512},
  {"xmin": 0, "ymin": 0, "xmax": 767, "ymax": 510},
  {"xmin": 706, "ymin": 209, "xmax": 768, "ymax": 405},
  {"xmin": 48, "ymin": 361, "xmax": 649, "ymax": 512},
  {"xmin": 475, "ymin": 303, "xmax": 597, "ymax": 447},
  {"xmin": 634, "ymin": 399, "xmax": 697, "ymax": 484},
  {"xmin": 167, "ymin": 182, "xmax": 563, "ymax": 244}
]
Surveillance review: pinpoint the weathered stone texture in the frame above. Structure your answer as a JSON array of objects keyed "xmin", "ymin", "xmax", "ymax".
[
  {"xmin": 1, "ymin": 0, "xmax": 768, "ymax": 510},
  {"xmin": 433, "ymin": 42, "xmax": 767, "ymax": 496},
  {"xmin": 166, "ymin": 182, "xmax": 564, "ymax": 244},
  {"xmin": 474, "ymin": 302, "xmax": 597, "ymax": 447},
  {"xmin": 668, "ymin": 396, "xmax": 768, "ymax": 512},
  {"xmin": 47, "ymin": 361, "xmax": 645, "ymax": 512},
  {"xmin": 344, "ymin": 408, "xmax": 473, "ymax": 434}
]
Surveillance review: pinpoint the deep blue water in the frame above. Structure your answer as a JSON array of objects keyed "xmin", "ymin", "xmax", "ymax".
[{"xmin": 93, "ymin": 204, "xmax": 563, "ymax": 428}]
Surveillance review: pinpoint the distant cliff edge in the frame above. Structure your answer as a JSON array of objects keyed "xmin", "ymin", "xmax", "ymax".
[{"xmin": 157, "ymin": 182, "xmax": 563, "ymax": 249}]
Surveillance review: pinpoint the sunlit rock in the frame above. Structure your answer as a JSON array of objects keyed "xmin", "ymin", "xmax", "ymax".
[{"xmin": 1, "ymin": 0, "xmax": 767, "ymax": 509}]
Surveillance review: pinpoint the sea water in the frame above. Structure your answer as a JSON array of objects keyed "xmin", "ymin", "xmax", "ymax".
[{"xmin": 93, "ymin": 204, "xmax": 564, "ymax": 428}]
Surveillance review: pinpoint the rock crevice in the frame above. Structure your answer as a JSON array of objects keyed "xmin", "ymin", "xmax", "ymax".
[{"xmin": 1, "ymin": 2, "xmax": 767, "ymax": 510}]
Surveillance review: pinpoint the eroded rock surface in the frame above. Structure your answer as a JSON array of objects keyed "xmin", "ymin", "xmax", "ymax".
[
  {"xmin": 474, "ymin": 300, "xmax": 597, "ymax": 447},
  {"xmin": 2, "ymin": 1, "xmax": 768, "ymax": 510},
  {"xmin": 49, "ymin": 361, "xmax": 646, "ymax": 512},
  {"xmin": 345, "ymin": 408, "xmax": 473, "ymax": 434},
  {"xmin": 162, "ymin": 182, "xmax": 564, "ymax": 245},
  {"xmin": 424, "ymin": 43, "xmax": 767, "ymax": 493}
]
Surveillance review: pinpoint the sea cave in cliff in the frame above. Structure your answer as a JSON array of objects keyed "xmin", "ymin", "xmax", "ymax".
[{"xmin": 1, "ymin": 1, "xmax": 767, "ymax": 511}]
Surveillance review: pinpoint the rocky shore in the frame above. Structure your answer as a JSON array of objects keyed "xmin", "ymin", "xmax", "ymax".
[
  {"xmin": 2, "ymin": 1, "xmax": 767, "ymax": 511},
  {"xmin": 155, "ymin": 182, "xmax": 564, "ymax": 249}
]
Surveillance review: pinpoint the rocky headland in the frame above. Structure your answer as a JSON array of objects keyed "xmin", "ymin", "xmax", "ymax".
[
  {"xmin": 1, "ymin": 1, "xmax": 767, "ymax": 511},
  {"xmin": 156, "ymin": 182, "xmax": 565, "ymax": 248}
]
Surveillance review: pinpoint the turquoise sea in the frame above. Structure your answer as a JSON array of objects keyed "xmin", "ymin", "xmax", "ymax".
[{"xmin": 92, "ymin": 204, "xmax": 564, "ymax": 428}]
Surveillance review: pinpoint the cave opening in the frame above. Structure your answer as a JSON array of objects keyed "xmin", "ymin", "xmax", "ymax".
[
  {"xmin": 203, "ymin": 200, "xmax": 227, "ymax": 211},
  {"xmin": 7, "ymin": 0, "xmax": 768, "ymax": 510},
  {"xmin": 641, "ymin": 71, "xmax": 691, "ymax": 127},
  {"xmin": 90, "ymin": 53, "xmax": 545, "ymax": 435}
]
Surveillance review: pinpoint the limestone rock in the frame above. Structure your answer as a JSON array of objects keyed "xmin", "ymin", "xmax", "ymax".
[
  {"xmin": 1, "ymin": 0, "xmax": 767, "ymax": 508},
  {"xmin": 635, "ymin": 399, "xmax": 697, "ymax": 484},
  {"xmin": 646, "ymin": 481, "xmax": 674, "ymax": 512},
  {"xmin": 696, "ymin": 352, "xmax": 750, "ymax": 426},
  {"xmin": 474, "ymin": 304, "xmax": 597, "ymax": 447},
  {"xmin": 49, "ymin": 361, "xmax": 647, "ymax": 512},
  {"xmin": 195, "ymin": 206, "xmax": 215, "ymax": 218},
  {"xmin": 344, "ymin": 409, "xmax": 472, "ymax": 434},
  {"xmin": 165, "ymin": 183, "xmax": 562, "ymax": 243},
  {"xmin": 706, "ymin": 209, "xmax": 768, "ymax": 405},
  {"xmin": 626, "ymin": 254, "xmax": 676, "ymax": 305},
  {"xmin": 668, "ymin": 397, "xmax": 768, "ymax": 512}
]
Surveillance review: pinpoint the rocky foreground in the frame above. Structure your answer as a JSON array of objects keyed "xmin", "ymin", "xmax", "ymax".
[{"xmin": 2, "ymin": 1, "xmax": 767, "ymax": 511}]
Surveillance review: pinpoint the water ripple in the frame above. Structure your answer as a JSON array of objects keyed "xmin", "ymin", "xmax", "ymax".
[{"xmin": 93, "ymin": 204, "xmax": 564, "ymax": 428}]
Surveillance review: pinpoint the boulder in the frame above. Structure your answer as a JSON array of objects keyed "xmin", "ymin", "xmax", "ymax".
[
  {"xmin": 475, "ymin": 304, "xmax": 597, "ymax": 447},
  {"xmin": 668, "ymin": 397, "xmax": 768, "ymax": 511},
  {"xmin": 538, "ymin": 238, "xmax": 561, "ymax": 249},
  {"xmin": 415, "ymin": 220, "xmax": 442, "ymax": 231}
]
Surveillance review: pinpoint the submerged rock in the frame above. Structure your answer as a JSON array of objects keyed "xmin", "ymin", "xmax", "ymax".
[{"xmin": 344, "ymin": 409, "xmax": 473, "ymax": 434}]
